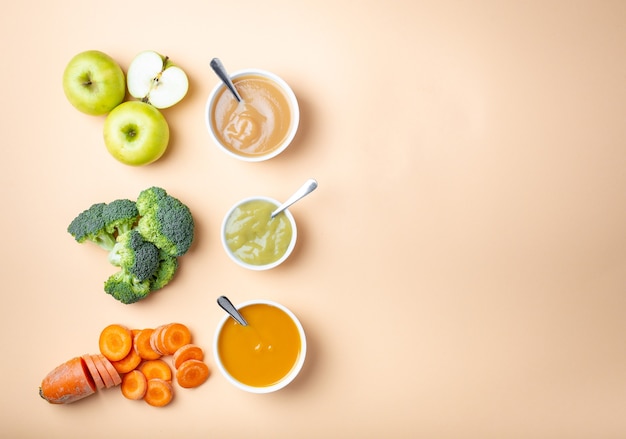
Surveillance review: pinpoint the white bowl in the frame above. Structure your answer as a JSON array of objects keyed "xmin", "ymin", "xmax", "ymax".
[
  {"xmin": 213, "ymin": 299, "xmax": 307, "ymax": 393},
  {"xmin": 205, "ymin": 68, "xmax": 299, "ymax": 162},
  {"xmin": 221, "ymin": 196, "xmax": 297, "ymax": 271}
]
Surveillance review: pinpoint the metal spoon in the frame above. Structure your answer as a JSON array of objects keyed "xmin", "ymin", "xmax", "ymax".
[
  {"xmin": 210, "ymin": 58, "xmax": 242, "ymax": 102},
  {"xmin": 271, "ymin": 178, "xmax": 318, "ymax": 218},
  {"xmin": 217, "ymin": 296, "xmax": 248, "ymax": 326}
]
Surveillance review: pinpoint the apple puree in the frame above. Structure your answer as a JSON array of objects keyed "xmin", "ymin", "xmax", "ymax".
[{"xmin": 211, "ymin": 75, "xmax": 292, "ymax": 157}]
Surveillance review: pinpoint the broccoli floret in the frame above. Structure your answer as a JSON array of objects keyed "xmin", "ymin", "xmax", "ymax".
[
  {"xmin": 102, "ymin": 199, "xmax": 139, "ymax": 237},
  {"xmin": 67, "ymin": 203, "xmax": 116, "ymax": 251},
  {"xmin": 149, "ymin": 250, "xmax": 179, "ymax": 291},
  {"xmin": 108, "ymin": 230, "xmax": 160, "ymax": 282},
  {"xmin": 136, "ymin": 187, "xmax": 195, "ymax": 257},
  {"xmin": 69, "ymin": 188, "xmax": 193, "ymax": 305},
  {"xmin": 104, "ymin": 270, "xmax": 152, "ymax": 304},
  {"xmin": 104, "ymin": 249, "xmax": 178, "ymax": 304}
]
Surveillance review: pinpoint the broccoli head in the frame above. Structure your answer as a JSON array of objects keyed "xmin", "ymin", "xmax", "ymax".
[
  {"xmin": 67, "ymin": 203, "xmax": 116, "ymax": 251},
  {"xmin": 104, "ymin": 270, "xmax": 152, "ymax": 304},
  {"xmin": 68, "ymin": 199, "xmax": 140, "ymax": 251},
  {"xmin": 108, "ymin": 230, "xmax": 160, "ymax": 282},
  {"xmin": 68, "ymin": 187, "xmax": 193, "ymax": 305},
  {"xmin": 136, "ymin": 187, "xmax": 195, "ymax": 257},
  {"xmin": 102, "ymin": 199, "xmax": 139, "ymax": 237},
  {"xmin": 105, "ymin": 248, "xmax": 178, "ymax": 304},
  {"xmin": 149, "ymin": 250, "xmax": 179, "ymax": 292}
]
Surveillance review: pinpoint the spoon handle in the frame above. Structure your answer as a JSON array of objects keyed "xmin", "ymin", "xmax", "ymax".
[
  {"xmin": 210, "ymin": 58, "xmax": 242, "ymax": 102},
  {"xmin": 271, "ymin": 178, "xmax": 318, "ymax": 218},
  {"xmin": 217, "ymin": 296, "xmax": 248, "ymax": 326}
]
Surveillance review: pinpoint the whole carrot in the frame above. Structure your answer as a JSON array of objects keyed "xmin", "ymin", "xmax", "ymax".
[{"xmin": 39, "ymin": 356, "xmax": 97, "ymax": 404}]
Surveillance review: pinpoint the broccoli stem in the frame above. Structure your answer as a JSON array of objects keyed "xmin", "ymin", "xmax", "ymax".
[{"xmin": 94, "ymin": 234, "xmax": 117, "ymax": 252}]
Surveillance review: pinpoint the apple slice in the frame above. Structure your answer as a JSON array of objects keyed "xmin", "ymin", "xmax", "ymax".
[{"xmin": 127, "ymin": 51, "xmax": 189, "ymax": 109}]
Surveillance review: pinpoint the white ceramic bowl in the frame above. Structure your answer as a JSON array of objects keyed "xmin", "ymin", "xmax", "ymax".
[
  {"xmin": 205, "ymin": 68, "xmax": 299, "ymax": 162},
  {"xmin": 213, "ymin": 299, "xmax": 307, "ymax": 393},
  {"xmin": 221, "ymin": 196, "xmax": 297, "ymax": 271}
]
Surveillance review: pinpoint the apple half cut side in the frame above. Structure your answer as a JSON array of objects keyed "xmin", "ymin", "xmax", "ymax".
[{"xmin": 127, "ymin": 51, "xmax": 189, "ymax": 109}]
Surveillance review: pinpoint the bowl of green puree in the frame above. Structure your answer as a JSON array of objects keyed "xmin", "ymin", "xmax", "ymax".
[{"xmin": 221, "ymin": 197, "xmax": 297, "ymax": 270}]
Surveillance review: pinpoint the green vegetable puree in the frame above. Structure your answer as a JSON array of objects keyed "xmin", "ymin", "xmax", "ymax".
[{"xmin": 225, "ymin": 200, "xmax": 293, "ymax": 265}]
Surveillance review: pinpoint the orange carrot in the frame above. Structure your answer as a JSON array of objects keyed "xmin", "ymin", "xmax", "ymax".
[
  {"xmin": 172, "ymin": 344, "xmax": 204, "ymax": 370},
  {"xmin": 99, "ymin": 355, "xmax": 122, "ymax": 386},
  {"xmin": 150, "ymin": 325, "xmax": 168, "ymax": 356},
  {"xmin": 139, "ymin": 359, "xmax": 172, "ymax": 381},
  {"xmin": 91, "ymin": 354, "xmax": 115, "ymax": 388},
  {"xmin": 121, "ymin": 370, "xmax": 148, "ymax": 400},
  {"xmin": 144, "ymin": 378, "xmax": 174, "ymax": 407},
  {"xmin": 175, "ymin": 359, "xmax": 210, "ymax": 389},
  {"xmin": 99, "ymin": 324, "xmax": 133, "ymax": 362},
  {"xmin": 112, "ymin": 344, "xmax": 142, "ymax": 374},
  {"xmin": 39, "ymin": 356, "xmax": 96, "ymax": 404},
  {"xmin": 134, "ymin": 328, "xmax": 162, "ymax": 360},
  {"xmin": 161, "ymin": 323, "xmax": 192, "ymax": 355},
  {"xmin": 82, "ymin": 354, "xmax": 105, "ymax": 390}
]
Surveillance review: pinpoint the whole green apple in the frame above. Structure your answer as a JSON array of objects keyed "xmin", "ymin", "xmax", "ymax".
[
  {"xmin": 62, "ymin": 50, "xmax": 126, "ymax": 116},
  {"xmin": 103, "ymin": 101, "xmax": 169, "ymax": 166}
]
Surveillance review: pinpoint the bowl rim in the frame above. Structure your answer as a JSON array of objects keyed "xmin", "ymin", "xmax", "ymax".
[
  {"xmin": 212, "ymin": 299, "xmax": 307, "ymax": 393},
  {"xmin": 205, "ymin": 68, "xmax": 300, "ymax": 162},
  {"xmin": 220, "ymin": 196, "xmax": 298, "ymax": 271}
]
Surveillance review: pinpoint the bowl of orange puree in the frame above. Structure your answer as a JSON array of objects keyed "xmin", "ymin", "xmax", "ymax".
[
  {"xmin": 213, "ymin": 299, "xmax": 306, "ymax": 393},
  {"xmin": 206, "ymin": 68, "xmax": 299, "ymax": 162}
]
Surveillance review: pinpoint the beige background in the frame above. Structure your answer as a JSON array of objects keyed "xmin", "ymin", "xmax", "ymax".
[{"xmin": 1, "ymin": 0, "xmax": 625, "ymax": 437}]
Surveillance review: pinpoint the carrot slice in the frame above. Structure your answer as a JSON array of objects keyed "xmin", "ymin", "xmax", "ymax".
[
  {"xmin": 139, "ymin": 359, "xmax": 172, "ymax": 381},
  {"xmin": 161, "ymin": 323, "xmax": 192, "ymax": 355},
  {"xmin": 175, "ymin": 359, "xmax": 210, "ymax": 389},
  {"xmin": 99, "ymin": 355, "xmax": 122, "ymax": 386},
  {"xmin": 112, "ymin": 345, "xmax": 142, "ymax": 374},
  {"xmin": 150, "ymin": 325, "xmax": 168, "ymax": 356},
  {"xmin": 172, "ymin": 344, "xmax": 204, "ymax": 369},
  {"xmin": 144, "ymin": 378, "xmax": 173, "ymax": 407},
  {"xmin": 134, "ymin": 328, "xmax": 162, "ymax": 360},
  {"xmin": 99, "ymin": 324, "xmax": 132, "ymax": 362},
  {"xmin": 82, "ymin": 354, "xmax": 105, "ymax": 390},
  {"xmin": 121, "ymin": 370, "xmax": 148, "ymax": 400},
  {"xmin": 40, "ymin": 357, "xmax": 96, "ymax": 404},
  {"xmin": 91, "ymin": 355, "xmax": 115, "ymax": 388}
]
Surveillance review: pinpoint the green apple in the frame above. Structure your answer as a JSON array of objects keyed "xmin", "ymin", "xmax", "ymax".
[
  {"xmin": 62, "ymin": 50, "xmax": 126, "ymax": 115},
  {"xmin": 103, "ymin": 101, "xmax": 169, "ymax": 166},
  {"xmin": 126, "ymin": 50, "xmax": 189, "ymax": 109}
]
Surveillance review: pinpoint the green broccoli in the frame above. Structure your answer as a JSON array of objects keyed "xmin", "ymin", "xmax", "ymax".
[
  {"xmin": 102, "ymin": 199, "xmax": 140, "ymax": 237},
  {"xmin": 136, "ymin": 187, "xmax": 195, "ymax": 257},
  {"xmin": 108, "ymin": 230, "xmax": 160, "ymax": 282},
  {"xmin": 149, "ymin": 250, "xmax": 179, "ymax": 291},
  {"xmin": 68, "ymin": 199, "xmax": 140, "ymax": 251},
  {"xmin": 68, "ymin": 188, "xmax": 193, "ymax": 305},
  {"xmin": 105, "ymin": 246, "xmax": 178, "ymax": 304},
  {"xmin": 67, "ymin": 203, "xmax": 116, "ymax": 251},
  {"xmin": 104, "ymin": 227, "xmax": 176, "ymax": 305},
  {"xmin": 104, "ymin": 270, "xmax": 152, "ymax": 304}
]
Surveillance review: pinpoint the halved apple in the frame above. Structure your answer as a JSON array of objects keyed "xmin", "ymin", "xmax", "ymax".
[{"xmin": 127, "ymin": 51, "xmax": 189, "ymax": 109}]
